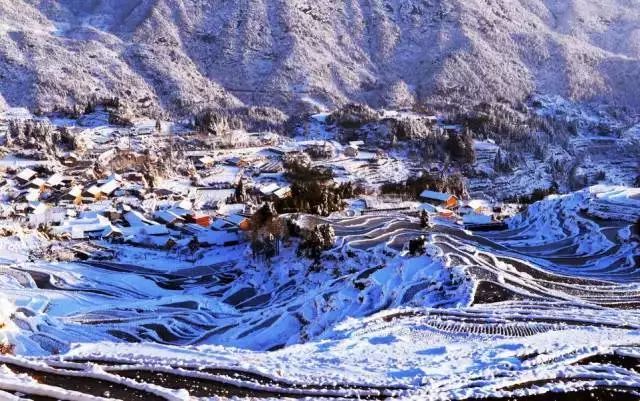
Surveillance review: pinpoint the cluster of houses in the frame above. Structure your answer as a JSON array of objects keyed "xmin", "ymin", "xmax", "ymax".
[
  {"xmin": 418, "ymin": 189, "xmax": 507, "ymax": 230},
  {"xmin": 0, "ymin": 106, "xmax": 514, "ymax": 258},
  {"xmin": 0, "ymin": 165, "xmax": 252, "ymax": 250}
]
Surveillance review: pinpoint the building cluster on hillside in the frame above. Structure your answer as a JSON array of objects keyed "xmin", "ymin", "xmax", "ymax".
[{"xmin": 0, "ymin": 107, "xmax": 511, "ymax": 256}]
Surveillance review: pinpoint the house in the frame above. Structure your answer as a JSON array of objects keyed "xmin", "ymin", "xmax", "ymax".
[
  {"xmin": 344, "ymin": 145, "xmax": 359, "ymax": 157},
  {"xmin": 199, "ymin": 229, "xmax": 241, "ymax": 246},
  {"xmin": 273, "ymin": 186, "xmax": 292, "ymax": 199},
  {"xmin": 438, "ymin": 209, "xmax": 456, "ymax": 219},
  {"xmin": 223, "ymin": 214, "xmax": 251, "ymax": 231},
  {"xmin": 198, "ymin": 155, "xmax": 216, "ymax": 168},
  {"xmin": 18, "ymin": 189, "xmax": 41, "ymax": 203},
  {"xmin": 186, "ymin": 213, "xmax": 212, "ymax": 227},
  {"xmin": 122, "ymin": 210, "xmax": 170, "ymax": 237},
  {"xmin": 46, "ymin": 173, "xmax": 65, "ymax": 188},
  {"xmin": 225, "ymin": 157, "xmax": 245, "ymax": 167},
  {"xmin": 85, "ymin": 184, "xmax": 102, "ymax": 199},
  {"xmin": 154, "ymin": 209, "xmax": 185, "ymax": 225},
  {"xmin": 174, "ymin": 199, "xmax": 193, "ymax": 212},
  {"xmin": 463, "ymin": 199, "xmax": 491, "ymax": 214},
  {"xmin": 258, "ymin": 161, "xmax": 282, "ymax": 174},
  {"xmin": 61, "ymin": 152, "xmax": 80, "ymax": 166},
  {"xmin": 417, "ymin": 203, "xmax": 438, "ymax": 213},
  {"xmin": 462, "ymin": 213, "xmax": 493, "ymax": 225},
  {"xmin": 84, "ymin": 178, "xmax": 121, "ymax": 200},
  {"xmin": 124, "ymin": 210, "xmax": 156, "ymax": 227},
  {"xmin": 419, "ymin": 190, "xmax": 458, "ymax": 209},
  {"xmin": 102, "ymin": 226, "xmax": 124, "ymax": 241},
  {"xmin": 259, "ymin": 183, "xmax": 280, "ymax": 196},
  {"xmin": 53, "ymin": 213, "xmax": 113, "ymax": 240},
  {"xmin": 60, "ymin": 186, "xmax": 83, "ymax": 205},
  {"xmin": 98, "ymin": 177, "xmax": 121, "ymax": 197},
  {"xmin": 16, "ymin": 168, "xmax": 37, "ymax": 184},
  {"xmin": 25, "ymin": 178, "xmax": 46, "ymax": 191},
  {"xmin": 211, "ymin": 218, "xmax": 234, "ymax": 231}
]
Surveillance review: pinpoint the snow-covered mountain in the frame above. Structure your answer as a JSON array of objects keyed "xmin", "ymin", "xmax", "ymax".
[{"xmin": 1, "ymin": 0, "xmax": 640, "ymax": 115}]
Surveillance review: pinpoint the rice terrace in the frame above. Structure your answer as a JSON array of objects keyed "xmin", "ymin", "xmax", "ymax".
[{"xmin": 0, "ymin": 1, "xmax": 640, "ymax": 400}]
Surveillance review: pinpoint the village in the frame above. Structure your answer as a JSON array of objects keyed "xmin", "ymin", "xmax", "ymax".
[
  {"xmin": 0, "ymin": 105, "xmax": 515, "ymax": 264},
  {"xmin": 0, "ymin": 105, "xmax": 638, "ymax": 401}
]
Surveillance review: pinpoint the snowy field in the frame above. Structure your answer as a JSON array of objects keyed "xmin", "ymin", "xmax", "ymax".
[{"xmin": 0, "ymin": 186, "xmax": 639, "ymax": 399}]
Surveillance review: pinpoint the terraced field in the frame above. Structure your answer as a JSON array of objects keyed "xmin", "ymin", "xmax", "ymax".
[{"xmin": 1, "ymin": 187, "xmax": 639, "ymax": 399}]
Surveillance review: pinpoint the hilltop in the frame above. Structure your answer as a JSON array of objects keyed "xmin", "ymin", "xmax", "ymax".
[{"xmin": 1, "ymin": 0, "xmax": 640, "ymax": 115}]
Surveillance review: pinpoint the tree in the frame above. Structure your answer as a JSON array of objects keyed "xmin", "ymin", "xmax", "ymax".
[
  {"xmin": 298, "ymin": 223, "xmax": 336, "ymax": 259},
  {"xmin": 250, "ymin": 203, "xmax": 285, "ymax": 262},
  {"xmin": 420, "ymin": 210, "xmax": 430, "ymax": 228},
  {"xmin": 446, "ymin": 129, "xmax": 475, "ymax": 164},
  {"xmin": 408, "ymin": 235, "xmax": 426, "ymax": 256},
  {"xmin": 234, "ymin": 180, "xmax": 248, "ymax": 203},
  {"xmin": 84, "ymin": 99, "xmax": 95, "ymax": 115}
]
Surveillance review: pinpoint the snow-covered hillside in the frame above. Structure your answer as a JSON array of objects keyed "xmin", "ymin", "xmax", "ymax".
[
  {"xmin": 1, "ymin": 0, "xmax": 640, "ymax": 114},
  {"xmin": 0, "ymin": 186, "xmax": 639, "ymax": 399}
]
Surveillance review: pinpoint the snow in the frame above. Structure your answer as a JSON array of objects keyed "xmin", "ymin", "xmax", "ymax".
[
  {"xmin": 462, "ymin": 213, "xmax": 493, "ymax": 224},
  {"xmin": 0, "ymin": 182, "xmax": 638, "ymax": 398},
  {"xmin": 419, "ymin": 190, "xmax": 452, "ymax": 202},
  {"xmin": 0, "ymin": 90, "xmax": 638, "ymax": 399}
]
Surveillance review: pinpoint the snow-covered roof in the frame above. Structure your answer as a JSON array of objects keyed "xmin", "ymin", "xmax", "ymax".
[
  {"xmin": 260, "ymin": 183, "xmax": 280, "ymax": 195},
  {"xmin": 211, "ymin": 218, "xmax": 232, "ymax": 230},
  {"xmin": 24, "ymin": 189, "xmax": 40, "ymax": 202},
  {"xmin": 224, "ymin": 214, "xmax": 248, "ymax": 226},
  {"xmin": 29, "ymin": 178, "xmax": 46, "ymax": 187},
  {"xmin": 462, "ymin": 213, "xmax": 493, "ymax": 225},
  {"xmin": 142, "ymin": 224, "xmax": 169, "ymax": 236},
  {"xmin": 273, "ymin": 186, "xmax": 291, "ymax": 198},
  {"xmin": 154, "ymin": 209, "xmax": 184, "ymax": 224},
  {"xmin": 86, "ymin": 185, "xmax": 101, "ymax": 196},
  {"xmin": 30, "ymin": 202, "xmax": 48, "ymax": 215},
  {"xmin": 195, "ymin": 229, "xmax": 240, "ymax": 245},
  {"xmin": 199, "ymin": 155, "xmax": 216, "ymax": 164},
  {"xmin": 99, "ymin": 178, "xmax": 120, "ymax": 195},
  {"xmin": 124, "ymin": 210, "xmax": 152, "ymax": 226},
  {"xmin": 16, "ymin": 168, "xmax": 37, "ymax": 182},
  {"xmin": 419, "ymin": 190, "xmax": 454, "ymax": 202},
  {"xmin": 196, "ymin": 188, "xmax": 234, "ymax": 204},
  {"xmin": 418, "ymin": 203, "xmax": 438, "ymax": 213},
  {"xmin": 217, "ymin": 203, "xmax": 245, "ymax": 216},
  {"xmin": 465, "ymin": 199, "xmax": 491, "ymax": 210},
  {"xmin": 174, "ymin": 199, "xmax": 192, "ymax": 211},
  {"xmin": 67, "ymin": 185, "xmax": 82, "ymax": 198},
  {"xmin": 46, "ymin": 173, "xmax": 64, "ymax": 187},
  {"xmin": 54, "ymin": 214, "xmax": 112, "ymax": 239}
]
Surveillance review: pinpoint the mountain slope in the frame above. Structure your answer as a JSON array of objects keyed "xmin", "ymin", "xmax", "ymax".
[{"xmin": 1, "ymin": 0, "xmax": 640, "ymax": 115}]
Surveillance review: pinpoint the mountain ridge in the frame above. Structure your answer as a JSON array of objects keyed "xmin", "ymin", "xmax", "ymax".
[{"xmin": 1, "ymin": 0, "xmax": 639, "ymax": 115}]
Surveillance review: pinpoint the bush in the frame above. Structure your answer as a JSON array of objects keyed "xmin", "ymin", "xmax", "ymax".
[
  {"xmin": 277, "ymin": 153, "xmax": 360, "ymax": 215},
  {"xmin": 194, "ymin": 108, "xmax": 240, "ymax": 135},
  {"xmin": 283, "ymin": 152, "xmax": 333, "ymax": 182},
  {"xmin": 504, "ymin": 183, "xmax": 559, "ymax": 204},
  {"xmin": 304, "ymin": 143, "xmax": 334, "ymax": 160},
  {"xmin": 298, "ymin": 223, "xmax": 336, "ymax": 259},
  {"xmin": 327, "ymin": 103, "xmax": 379, "ymax": 128},
  {"xmin": 445, "ymin": 130, "xmax": 475, "ymax": 163},
  {"xmin": 194, "ymin": 106, "xmax": 287, "ymax": 135},
  {"xmin": 0, "ymin": 343, "xmax": 14, "ymax": 355},
  {"xmin": 380, "ymin": 172, "xmax": 468, "ymax": 199}
]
